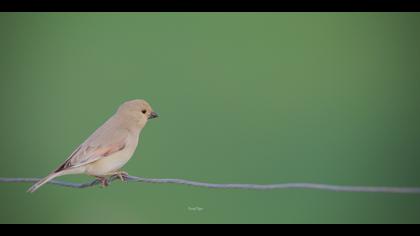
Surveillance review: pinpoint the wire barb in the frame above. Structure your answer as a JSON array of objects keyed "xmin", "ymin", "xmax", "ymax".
[{"xmin": 1, "ymin": 176, "xmax": 420, "ymax": 194}]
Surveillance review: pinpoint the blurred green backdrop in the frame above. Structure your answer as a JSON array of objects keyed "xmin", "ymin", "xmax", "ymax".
[{"xmin": 0, "ymin": 13, "xmax": 420, "ymax": 224}]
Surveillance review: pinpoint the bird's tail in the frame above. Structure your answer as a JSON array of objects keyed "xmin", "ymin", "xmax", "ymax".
[{"xmin": 27, "ymin": 172, "xmax": 62, "ymax": 193}]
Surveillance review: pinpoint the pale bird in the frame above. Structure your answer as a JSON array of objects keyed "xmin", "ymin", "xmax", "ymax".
[{"xmin": 28, "ymin": 99, "xmax": 159, "ymax": 193}]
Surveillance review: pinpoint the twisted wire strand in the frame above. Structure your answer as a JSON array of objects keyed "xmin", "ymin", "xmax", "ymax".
[{"xmin": 1, "ymin": 176, "xmax": 420, "ymax": 194}]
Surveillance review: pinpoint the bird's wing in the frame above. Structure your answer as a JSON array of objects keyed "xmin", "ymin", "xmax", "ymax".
[{"xmin": 54, "ymin": 119, "xmax": 129, "ymax": 173}]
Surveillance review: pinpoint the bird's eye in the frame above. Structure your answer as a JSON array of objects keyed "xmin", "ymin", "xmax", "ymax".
[{"xmin": 142, "ymin": 109, "xmax": 147, "ymax": 114}]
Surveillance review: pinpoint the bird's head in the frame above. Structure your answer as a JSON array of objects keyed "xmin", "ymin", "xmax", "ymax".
[{"xmin": 117, "ymin": 99, "xmax": 159, "ymax": 128}]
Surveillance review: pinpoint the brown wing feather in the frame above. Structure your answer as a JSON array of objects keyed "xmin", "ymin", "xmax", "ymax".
[{"xmin": 54, "ymin": 142, "xmax": 126, "ymax": 173}]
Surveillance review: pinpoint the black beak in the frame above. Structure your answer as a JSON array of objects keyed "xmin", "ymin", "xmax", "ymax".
[{"xmin": 148, "ymin": 111, "xmax": 159, "ymax": 120}]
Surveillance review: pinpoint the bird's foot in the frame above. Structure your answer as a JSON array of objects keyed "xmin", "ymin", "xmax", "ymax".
[
  {"xmin": 117, "ymin": 171, "xmax": 129, "ymax": 183},
  {"xmin": 96, "ymin": 177, "xmax": 109, "ymax": 188},
  {"xmin": 111, "ymin": 171, "xmax": 129, "ymax": 183}
]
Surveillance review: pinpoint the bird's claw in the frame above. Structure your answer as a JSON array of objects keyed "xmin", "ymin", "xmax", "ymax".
[
  {"xmin": 96, "ymin": 177, "xmax": 109, "ymax": 188},
  {"xmin": 115, "ymin": 172, "xmax": 129, "ymax": 183},
  {"xmin": 95, "ymin": 172, "xmax": 129, "ymax": 188}
]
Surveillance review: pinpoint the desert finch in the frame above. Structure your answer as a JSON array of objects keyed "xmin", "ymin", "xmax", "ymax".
[{"xmin": 28, "ymin": 99, "xmax": 158, "ymax": 193}]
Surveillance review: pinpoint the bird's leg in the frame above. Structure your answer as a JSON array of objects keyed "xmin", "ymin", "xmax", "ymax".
[
  {"xmin": 109, "ymin": 171, "xmax": 129, "ymax": 183},
  {"xmin": 95, "ymin": 176, "xmax": 109, "ymax": 188},
  {"xmin": 117, "ymin": 171, "xmax": 129, "ymax": 183}
]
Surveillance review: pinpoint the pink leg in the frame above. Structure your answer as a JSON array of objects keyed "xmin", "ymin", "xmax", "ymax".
[{"xmin": 95, "ymin": 176, "xmax": 109, "ymax": 188}]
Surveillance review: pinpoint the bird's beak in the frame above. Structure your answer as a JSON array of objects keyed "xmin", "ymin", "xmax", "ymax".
[{"xmin": 148, "ymin": 111, "xmax": 159, "ymax": 120}]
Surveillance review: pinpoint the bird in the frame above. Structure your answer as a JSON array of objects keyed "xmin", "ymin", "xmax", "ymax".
[{"xmin": 27, "ymin": 99, "xmax": 159, "ymax": 193}]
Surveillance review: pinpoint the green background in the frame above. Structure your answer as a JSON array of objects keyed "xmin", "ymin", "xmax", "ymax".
[{"xmin": 1, "ymin": 13, "xmax": 420, "ymax": 224}]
